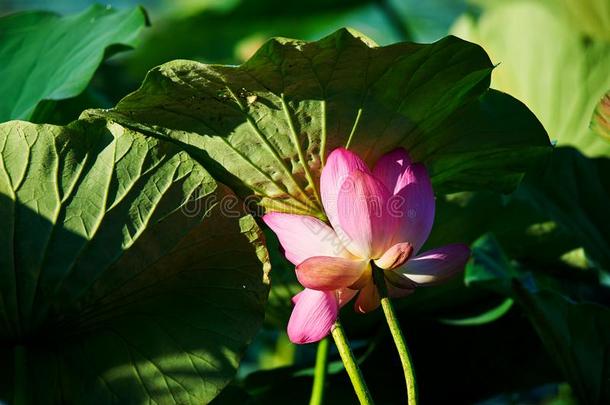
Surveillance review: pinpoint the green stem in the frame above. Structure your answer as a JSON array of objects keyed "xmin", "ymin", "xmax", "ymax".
[
  {"xmin": 373, "ymin": 265, "xmax": 418, "ymax": 404},
  {"xmin": 331, "ymin": 320, "xmax": 375, "ymax": 405},
  {"xmin": 309, "ymin": 337, "xmax": 329, "ymax": 405},
  {"xmin": 14, "ymin": 345, "xmax": 26, "ymax": 405}
]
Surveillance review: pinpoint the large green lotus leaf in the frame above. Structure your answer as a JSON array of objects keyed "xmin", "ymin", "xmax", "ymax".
[
  {"xmin": 453, "ymin": 1, "xmax": 610, "ymax": 157},
  {"xmin": 466, "ymin": 234, "xmax": 610, "ymax": 405},
  {"xmin": 0, "ymin": 120, "xmax": 269, "ymax": 404},
  {"xmin": 86, "ymin": 28, "xmax": 550, "ymax": 219},
  {"xmin": 517, "ymin": 147, "xmax": 610, "ymax": 271},
  {"xmin": 0, "ymin": 5, "xmax": 147, "ymax": 122}
]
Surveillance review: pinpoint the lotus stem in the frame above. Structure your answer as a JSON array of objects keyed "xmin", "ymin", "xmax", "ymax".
[
  {"xmin": 331, "ymin": 320, "xmax": 375, "ymax": 404},
  {"xmin": 373, "ymin": 265, "xmax": 418, "ymax": 404}
]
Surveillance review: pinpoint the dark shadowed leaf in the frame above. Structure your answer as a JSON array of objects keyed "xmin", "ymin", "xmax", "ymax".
[
  {"xmin": 262, "ymin": 229, "xmax": 301, "ymax": 328},
  {"xmin": 515, "ymin": 289, "xmax": 610, "ymax": 405},
  {"xmin": 466, "ymin": 234, "xmax": 610, "ymax": 405},
  {"xmin": 0, "ymin": 119, "xmax": 269, "ymax": 404},
  {"xmin": 518, "ymin": 147, "xmax": 610, "ymax": 271},
  {"xmin": 427, "ymin": 191, "xmax": 582, "ymax": 268}
]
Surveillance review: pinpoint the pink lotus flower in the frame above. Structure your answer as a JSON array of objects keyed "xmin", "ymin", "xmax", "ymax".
[{"xmin": 263, "ymin": 148, "xmax": 470, "ymax": 344}]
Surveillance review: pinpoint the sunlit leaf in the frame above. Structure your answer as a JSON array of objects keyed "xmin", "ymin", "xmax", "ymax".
[
  {"xmin": 86, "ymin": 28, "xmax": 550, "ymax": 219},
  {"xmin": 0, "ymin": 120, "xmax": 269, "ymax": 403},
  {"xmin": 0, "ymin": 5, "xmax": 147, "ymax": 122},
  {"xmin": 470, "ymin": 0, "xmax": 610, "ymax": 42},
  {"xmin": 453, "ymin": 1, "xmax": 610, "ymax": 156}
]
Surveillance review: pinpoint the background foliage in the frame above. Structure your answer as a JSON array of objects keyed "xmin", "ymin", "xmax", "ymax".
[{"xmin": 1, "ymin": 0, "xmax": 609, "ymax": 404}]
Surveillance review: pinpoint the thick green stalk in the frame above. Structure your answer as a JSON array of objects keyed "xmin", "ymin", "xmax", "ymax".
[
  {"xmin": 309, "ymin": 337, "xmax": 329, "ymax": 405},
  {"xmin": 331, "ymin": 320, "xmax": 375, "ymax": 405},
  {"xmin": 373, "ymin": 265, "xmax": 418, "ymax": 404}
]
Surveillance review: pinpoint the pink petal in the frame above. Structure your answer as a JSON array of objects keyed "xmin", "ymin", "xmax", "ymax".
[
  {"xmin": 291, "ymin": 290, "xmax": 305, "ymax": 305},
  {"xmin": 374, "ymin": 242, "xmax": 413, "ymax": 270},
  {"xmin": 320, "ymin": 148, "xmax": 370, "ymax": 229},
  {"xmin": 287, "ymin": 289, "xmax": 338, "ymax": 344},
  {"xmin": 396, "ymin": 244, "xmax": 470, "ymax": 285},
  {"xmin": 372, "ymin": 148, "xmax": 412, "ymax": 194},
  {"xmin": 337, "ymin": 288, "xmax": 358, "ymax": 307},
  {"xmin": 393, "ymin": 163, "xmax": 435, "ymax": 253},
  {"xmin": 263, "ymin": 212, "xmax": 350, "ymax": 265},
  {"xmin": 296, "ymin": 256, "xmax": 370, "ymax": 290},
  {"xmin": 354, "ymin": 282, "xmax": 380, "ymax": 314},
  {"xmin": 337, "ymin": 169, "xmax": 398, "ymax": 258}
]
